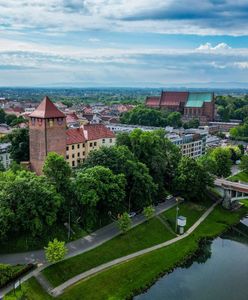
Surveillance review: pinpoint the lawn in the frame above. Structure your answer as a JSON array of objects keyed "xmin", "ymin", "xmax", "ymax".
[
  {"xmin": 161, "ymin": 200, "xmax": 212, "ymax": 231},
  {"xmin": 240, "ymin": 199, "xmax": 248, "ymax": 207},
  {"xmin": 6, "ymin": 205, "xmax": 247, "ymax": 300},
  {"xmin": 42, "ymin": 217, "xmax": 175, "ymax": 287},
  {"xmin": 0, "ymin": 224, "xmax": 88, "ymax": 254},
  {"xmin": 228, "ymin": 171, "xmax": 248, "ymax": 183}
]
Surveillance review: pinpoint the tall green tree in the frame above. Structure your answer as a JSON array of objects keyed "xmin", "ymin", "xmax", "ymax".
[
  {"xmin": 117, "ymin": 129, "xmax": 181, "ymax": 198},
  {"xmin": 74, "ymin": 166, "xmax": 126, "ymax": 229},
  {"xmin": 173, "ymin": 157, "xmax": 213, "ymax": 201},
  {"xmin": 83, "ymin": 146, "xmax": 157, "ymax": 210},
  {"xmin": 8, "ymin": 128, "xmax": 29, "ymax": 162},
  {"xmin": 209, "ymin": 147, "xmax": 232, "ymax": 177},
  {"xmin": 45, "ymin": 239, "xmax": 68, "ymax": 263},
  {"xmin": 0, "ymin": 170, "xmax": 62, "ymax": 237}
]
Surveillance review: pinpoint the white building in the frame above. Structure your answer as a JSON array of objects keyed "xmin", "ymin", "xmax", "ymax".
[{"xmin": 0, "ymin": 143, "xmax": 12, "ymax": 169}]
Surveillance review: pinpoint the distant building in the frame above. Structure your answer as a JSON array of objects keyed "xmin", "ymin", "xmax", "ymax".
[
  {"xmin": 29, "ymin": 96, "xmax": 115, "ymax": 174},
  {"xmin": 0, "ymin": 143, "xmax": 12, "ymax": 169},
  {"xmin": 0, "ymin": 124, "xmax": 12, "ymax": 137},
  {"xmin": 146, "ymin": 91, "xmax": 215, "ymax": 124},
  {"xmin": 107, "ymin": 123, "xmax": 207, "ymax": 158}
]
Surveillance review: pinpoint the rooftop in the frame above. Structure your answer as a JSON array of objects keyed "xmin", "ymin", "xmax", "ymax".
[
  {"xmin": 160, "ymin": 91, "xmax": 189, "ymax": 107},
  {"xmin": 185, "ymin": 92, "xmax": 213, "ymax": 108},
  {"xmin": 29, "ymin": 96, "xmax": 65, "ymax": 119}
]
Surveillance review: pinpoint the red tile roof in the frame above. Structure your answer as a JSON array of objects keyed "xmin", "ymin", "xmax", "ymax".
[
  {"xmin": 146, "ymin": 97, "xmax": 160, "ymax": 107},
  {"xmin": 66, "ymin": 128, "xmax": 86, "ymax": 145},
  {"xmin": 29, "ymin": 96, "xmax": 65, "ymax": 119},
  {"xmin": 160, "ymin": 92, "xmax": 189, "ymax": 107},
  {"xmin": 83, "ymin": 124, "xmax": 115, "ymax": 141},
  {"xmin": 66, "ymin": 112, "xmax": 79, "ymax": 124}
]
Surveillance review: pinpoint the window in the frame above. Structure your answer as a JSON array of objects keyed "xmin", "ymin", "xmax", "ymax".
[
  {"xmin": 66, "ymin": 146, "xmax": 69, "ymax": 151},
  {"xmin": 72, "ymin": 161, "xmax": 75, "ymax": 167},
  {"xmin": 77, "ymin": 159, "xmax": 81, "ymax": 163},
  {"xmin": 110, "ymin": 139, "xmax": 112, "ymax": 143},
  {"xmin": 77, "ymin": 152, "xmax": 80, "ymax": 157},
  {"xmin": 72, "ymin": 154, "xmax": 75, "ymax": 158},
  {"xmin": 77, "ymin": 144, "xmax": 80, "ymax": 149},
  {"xmin": 90, "ymin": 142, "xmax": 93, "ymax": 147},
  {"xmin": 72, "ymin": 145, "xmax": 75, "ymax": 150},
  {"xmin": 83, "ymin": 151, "xmax": 85, "ymax": 156},
  {"xmin": 102, "ymin": 139, "xmax": 105, "ymax": 144},
  {"xmin": 66, "ymin": 155, "xmax": 69, "ymax": 159},
  {"xmin": 94, "ymin": 142, "xmax": 97, "ymax": 146},
  {"xmin": 83, "ymin": 143, "xmax": 85, "ymax": 147}
]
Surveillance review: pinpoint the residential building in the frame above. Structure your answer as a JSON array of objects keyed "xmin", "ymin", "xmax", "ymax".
[
  {"xmin": 0, "ymin": 143, "xmax": 12, "ymax": 169},
  {"xmin": 66, "ymin": 124, "xmax": 115, "ymax": 168},
  {"xmin": 107, "ymin": 123, "xmax": 207, "ymax": 158}
]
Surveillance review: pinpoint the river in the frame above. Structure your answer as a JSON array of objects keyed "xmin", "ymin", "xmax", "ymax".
[{"xmin": 135, "ymin": 217, "xmax": 248, "ymax": 300}]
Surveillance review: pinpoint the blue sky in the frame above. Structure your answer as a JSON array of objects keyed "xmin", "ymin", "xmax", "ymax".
[{"xmin": 0, "ymin": 0, "xmax": 248, "ymax": 87}]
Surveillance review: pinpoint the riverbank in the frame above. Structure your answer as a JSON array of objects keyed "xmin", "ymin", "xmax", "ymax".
[{"xmin": 5, "ymin": 204, "xmax": 247, "ymax": 300}]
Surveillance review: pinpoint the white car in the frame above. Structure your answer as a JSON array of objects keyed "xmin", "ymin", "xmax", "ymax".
[
  {"xmin": 128, "ymin": 212, "xmax": 137, "ymax": 218},
  {"xmin": 166, "ymin": 195, "xmax": 173, "ymax": 200}
]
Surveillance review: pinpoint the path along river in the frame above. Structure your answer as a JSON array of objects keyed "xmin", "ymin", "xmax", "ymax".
[{"xmin": 135, "ymin": 217, "xmax": 248, "ymax": 300}]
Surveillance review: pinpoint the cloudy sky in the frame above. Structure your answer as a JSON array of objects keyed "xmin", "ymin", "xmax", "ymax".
[{"xmin": 1, "ymin": 0, "xmax": 248, "ymax": 87}]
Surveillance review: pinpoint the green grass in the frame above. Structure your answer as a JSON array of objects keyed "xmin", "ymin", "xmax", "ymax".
[
  {"xmin": 6, "ymin": 205, "xmax": 247, "ymax": 300},
  {"xmin": 42, "ymin": 217, "xmax": 175, "ymax": 287},
  {"xmin": 0, "ymin": 224, "xmax": 88, "ymax": 254},
  {"xmin": 161, "ymin": 200, "xmax": 212, "ymax": 231},
  {"xmin": 228, "ymin": 171, "xmax": 248, "ymax": 183},
  {"xmin": 240, "ymin": 199, "xmax": 248, "ymax": 207}
]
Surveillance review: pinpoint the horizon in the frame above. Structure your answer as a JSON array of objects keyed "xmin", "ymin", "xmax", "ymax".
[{"xmin": 1, "ymin": 1, "xmax": 248, "ymax": 87}]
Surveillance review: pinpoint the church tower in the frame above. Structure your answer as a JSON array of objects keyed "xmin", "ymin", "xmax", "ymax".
[{"xmin": 29, "ymin": 96, "xmax": 66, "ymax": 175}]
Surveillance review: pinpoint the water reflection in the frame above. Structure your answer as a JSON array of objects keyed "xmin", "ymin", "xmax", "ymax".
[{"xmin": 135, "ymin": 218, "xmax": 248, "ymax": 300}]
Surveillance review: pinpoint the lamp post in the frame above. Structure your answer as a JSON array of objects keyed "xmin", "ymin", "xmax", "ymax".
[{"xmin": 175, "ymin": 198, "xmax": 179, "ymax": 233}]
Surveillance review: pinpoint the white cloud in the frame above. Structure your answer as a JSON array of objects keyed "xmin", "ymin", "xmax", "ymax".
[
  {"xmin": 234, "ymin": 62, "xmax": 248, "ymax": 69},
  {"xmin": 196, "ymin": 43, "xmax": 231, "ymax": 52}
]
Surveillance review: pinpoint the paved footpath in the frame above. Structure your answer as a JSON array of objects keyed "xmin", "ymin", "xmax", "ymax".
[
  {"xmin": 0, "ymin": 199, "xmax": 178, "ymax": 297},
  {"xmin": 51, "ymin": 200, "xmax": 220, "ymax": 297},
  {"xmin": 0, "ymin": 199, "xmax": 177, "ymax": 266}
]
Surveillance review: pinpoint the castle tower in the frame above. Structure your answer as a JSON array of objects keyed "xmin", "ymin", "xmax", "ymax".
[{"xmin": 29, "ymin": 96, "xmax": 66, "ymax": 175}]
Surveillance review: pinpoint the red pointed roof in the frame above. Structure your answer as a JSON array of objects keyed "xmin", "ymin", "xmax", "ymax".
[{"xmin": 29, "ymin": 96, "xmax": 65, "ymax": 118}]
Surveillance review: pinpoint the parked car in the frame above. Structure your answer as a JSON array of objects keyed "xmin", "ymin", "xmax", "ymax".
[
  {"xmin": 128, "ymin": 212, "xmax": 137, "ymax": 218},
  {"xmin": 166, "ymin": 195, "xmax": 173, "ymax": 200}
]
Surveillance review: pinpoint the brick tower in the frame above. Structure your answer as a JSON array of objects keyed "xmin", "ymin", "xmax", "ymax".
[{"xmin": 29, "ymin": 96, "xmax": 66, "ymax": 175}]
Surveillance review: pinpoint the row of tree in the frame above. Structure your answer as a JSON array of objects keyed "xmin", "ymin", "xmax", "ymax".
[
  {"xmin": 0, "ymin": 109, "xmax": 26, "ymax": 127},
  {"xmin": 0, "ymin": 129, "xmax": 216, "ymax": 243}
]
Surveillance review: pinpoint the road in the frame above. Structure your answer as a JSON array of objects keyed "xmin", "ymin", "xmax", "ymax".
[{"xmin": 0, "ymin": 198, "xmax": 177, "ymax": 265}]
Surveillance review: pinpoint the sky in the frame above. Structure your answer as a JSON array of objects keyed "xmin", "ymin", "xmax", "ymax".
[{"xmin": 1, "ymin": 0, "xmax": 248, "ymax": 88}]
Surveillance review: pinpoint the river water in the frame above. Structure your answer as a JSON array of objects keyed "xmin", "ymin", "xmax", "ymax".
[{"xmin": 135, "ymin": 217, "xmax": 248, "ymax": 300}]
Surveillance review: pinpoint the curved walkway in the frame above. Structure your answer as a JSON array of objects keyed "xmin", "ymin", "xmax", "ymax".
[{"xmin": 51, "ymin": 200, "xmax": 221, "ymax": 297}]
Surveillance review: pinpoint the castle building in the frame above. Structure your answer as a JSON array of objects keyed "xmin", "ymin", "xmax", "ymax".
[
  {"xmin": 146, "ymin": 91, "xmax": 215, "ymax": 124},
  {"xmin": 29, "ymin": 96, "xmax": 115, "ymax": 174},
  {"xmin": 29, "ymin": 96, "xmax": 67, "ymax": 175}
]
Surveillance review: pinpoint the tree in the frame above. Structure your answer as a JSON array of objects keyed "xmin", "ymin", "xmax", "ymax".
[
  {"xmin": 74, "ymin": 166, "xmax": 126, "ymax": 229},
  {"xmin": 0, "ymin": 109, "xmax": 5, "ymax": 123},
  {"xmin": 209, "ymin": 147, "xmax": 232, "ymax": 177},
  {"xmin": 44, "ymin": 239, "xmax": 68, "ymax": 263},
  {"xmin": 239, "ymin": 155, "xmax": 248, "ymax": 171},
  {"xmin": 43, "ymin": 152, "xmax": 72, "ymax": 195},
  {"xmin": 0, "ymin": 161, "xmax": 5, "ymax": 172},
  {"xmin": 83, "ymin": 146, "xmax": 157, "ymax": 211},
  {"xmin": 8, "ymin": 128, "xmax": 29, "ymax": 162},
  {"xmin": 198, "ymin": 155, "xmax": 217, "ymax": 175},
  {"xmin": 143, "ymin": 206, "xmax": 155, "ymax": 220},
  {"xmin": 227, "ymin": 146, "xmax": 242, "ymax": 163},
  {"xmin": 117, "ymin": 129, "xmax": 181, "ymax": 198},
  {"xmin": 183, "ymin": 118, "xmax": 200, "ymax": 129},
  {"xmin": 173, "ymin": 156, "xmax": 213, "ymax": 201},
  {"xmin": 5, "ymin": 114, "xmax": 18, "ymax": 126},
  {"xmin": 0, "ymin": 170, "xmax": 62, "ymax": 237},
  {"xmin": 117, "ymin": 212, "xmax": 131, "ymax": 233},
  {"xmin": 167, "ymin": 112, "xmax": 182, "ymax": 128}
]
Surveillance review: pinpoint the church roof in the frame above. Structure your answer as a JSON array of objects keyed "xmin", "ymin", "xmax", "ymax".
[
  {"xmin": 185, "ymin": 92, "xmax": 213, "ymax": 108},
  {"xmin": 160, "ymin": 91, "xmax": 189, "ymax": 107},
  {"xmin": 29, "ymin": 96, "xmax": 65, "ymax": 118}
]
